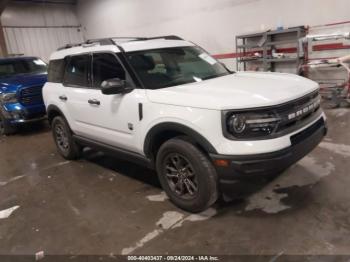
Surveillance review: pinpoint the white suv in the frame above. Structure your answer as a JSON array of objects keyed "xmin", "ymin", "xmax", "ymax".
[{"xmin": 43, "ymin": 36, "xmax": 327, "ymax": 212}]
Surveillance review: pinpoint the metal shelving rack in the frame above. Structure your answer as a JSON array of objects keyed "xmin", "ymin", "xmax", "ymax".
[{"xmin": 236, "ymin": 27, "xmax": 306, "ymax": 72}]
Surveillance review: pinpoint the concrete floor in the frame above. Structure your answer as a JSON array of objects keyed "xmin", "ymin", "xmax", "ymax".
[{"xmin": 0, "ymin": 108, "xmax": 349, "ymax": 258}]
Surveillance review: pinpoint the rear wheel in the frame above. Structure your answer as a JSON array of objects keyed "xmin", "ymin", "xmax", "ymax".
[
  {"xmin": 0, "ymin": 113, "xmax": 17, "ymax": 136},
  {"xmin": 52, "ymin": 116, "xmax": 81, "ymax": 160},
  {"xmin": 156, "ymin": 137, "xmax": 218, "ymax": 213}
]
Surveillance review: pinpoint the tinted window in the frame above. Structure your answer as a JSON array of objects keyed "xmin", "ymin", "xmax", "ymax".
[
  {"xmin": 64, "ymin": 55, "xmax": 90, "ymax": 87},
  {"xmin": 92, "ymin": 53, "xmax": 125, "ymax": 87},
  {"xmin": 0, "ymin": 58, "xmax": 47, "ymax": 78},
  {"xmin": 48, "ymin": 59, "xmax": 65, "ymax": 83}
]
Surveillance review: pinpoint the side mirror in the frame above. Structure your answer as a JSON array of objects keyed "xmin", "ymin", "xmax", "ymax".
[{"xmin": 101, "ymin": 78, "xmax": 129, "ymax": 95}]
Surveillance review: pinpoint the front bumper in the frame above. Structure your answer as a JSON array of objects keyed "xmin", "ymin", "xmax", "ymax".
[
  {"xmin": 1, "ymin": 103, "xmax": 46, "ymax": 125},
  {"xmin": 211, "ymin": 117, "xmax": 327, "ymax": 198}
]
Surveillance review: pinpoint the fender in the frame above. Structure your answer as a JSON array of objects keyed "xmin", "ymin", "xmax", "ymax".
[
  {"xmin": 143, "ymin": 122, "xmax": 218, "ymax": 158},
  {"xmin": 47, "ymin": 104, "xmax": 65, "ymax": 124}
]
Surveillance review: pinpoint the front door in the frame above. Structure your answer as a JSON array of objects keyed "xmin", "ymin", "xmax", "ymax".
[{"xmin": 64, "ymin": 52, "xmax": 144, "ymax": 153}]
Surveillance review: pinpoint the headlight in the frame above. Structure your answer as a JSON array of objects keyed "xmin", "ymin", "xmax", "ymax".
[
  {"xmin": 229, "ymin": 115, "xmax": 246, "ymax": 134},
  {"xmin": 226, "ymin": 112, "xmax": 280, "ymax": 139},
  {"xmin": 0, "ymin": 92, "xmax": 18, "ymax": 103}
]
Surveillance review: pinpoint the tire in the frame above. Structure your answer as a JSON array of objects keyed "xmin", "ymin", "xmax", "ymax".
[
  {"xmin": 51, "ymin": 116, "xmax": 81, "ymax": 160},
  {"xmin": 0, "ymin": 113, "xmax": 17, "ymax": 136},
  {"xmin": 156, "ymin": 137, "xmax": 218, "ymax": 213}
]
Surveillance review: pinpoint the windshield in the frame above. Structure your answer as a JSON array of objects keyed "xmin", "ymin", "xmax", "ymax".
[
  {"xmin": 0, "ymin": 58, "xmax": 47, "ymax": 78},
  {"xmin": 126, "ymin": 46, "xmax": 231, "ymax": 89}
]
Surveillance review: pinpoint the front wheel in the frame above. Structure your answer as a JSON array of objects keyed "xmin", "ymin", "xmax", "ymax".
[
  {"xmin": 51, "ymin": 116, "xmax": 81, "ymax": 160},
  {"xmin": 156, "ymin": 137, "xmax": 218, "ymax": 213}
]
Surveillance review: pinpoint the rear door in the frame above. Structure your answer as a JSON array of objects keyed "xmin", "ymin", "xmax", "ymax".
[{"xmin": 63, "ymin": 54, "xmax": 97, "ymax": 137}]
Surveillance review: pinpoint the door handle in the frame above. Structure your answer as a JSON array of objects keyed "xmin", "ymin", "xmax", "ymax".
[
  {"xmin": 59, "ymin": 95, "xmax": 67, "ymax": 101},
  {"xmin": 88, "ymin": 99, "xmax": 100, "ymax": 106}
]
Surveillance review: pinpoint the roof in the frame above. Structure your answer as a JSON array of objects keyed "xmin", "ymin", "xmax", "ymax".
[{"xmin": 50, "ymin": 36, "xmax": 194, "ymax": 60}]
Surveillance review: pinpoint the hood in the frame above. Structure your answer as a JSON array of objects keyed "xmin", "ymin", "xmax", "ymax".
[
  {"xmin": 0, "ymin": 73, "xmax": 47, "ymax": 93},
  {"xmin": 146, "ymin": 72, "xmax": 319, "ymax": 110}
]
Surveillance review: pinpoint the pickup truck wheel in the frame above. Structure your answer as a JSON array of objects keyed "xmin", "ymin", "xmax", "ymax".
[
  {"xmin": 156, "ymin": 137, "xmax": 218, "ymax": 213},
  {"xmin": 52, "ymin": 116, "xmax": 81, "ymax": 160},
  {"xmin": 0, "ymin": 113, "xmax": 17, "ymax": 136}
]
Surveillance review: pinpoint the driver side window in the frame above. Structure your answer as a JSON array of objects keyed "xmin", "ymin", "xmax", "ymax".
[{"xmin": 92, "ymin": 53, "xmax": 126, "ymax": 88}]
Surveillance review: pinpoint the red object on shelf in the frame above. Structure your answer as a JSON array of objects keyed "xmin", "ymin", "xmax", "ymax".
[{"xmin": 313, "ymin": 43, "xmax": 350, "ymax": 51}]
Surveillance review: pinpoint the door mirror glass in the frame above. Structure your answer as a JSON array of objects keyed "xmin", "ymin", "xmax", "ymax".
[{"xmin": 101, "ymin": 78, "xmax": 126, "ymax": 95}]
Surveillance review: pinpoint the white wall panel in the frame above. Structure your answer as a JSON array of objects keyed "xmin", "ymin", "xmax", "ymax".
[
  {"xmin": 77, "ymin": 0, "xmax": 350, "ymax": 69},
  {"xmin": 2, "ymin": 2, "xmax": 80, "ymax": 27},
  {"xmin": 1, "ymin": 2, "xmax": 83, "ymax": 61},
  {"xmin": 3, "ymin": 27, "xmax": 84, "ymax": 61}
]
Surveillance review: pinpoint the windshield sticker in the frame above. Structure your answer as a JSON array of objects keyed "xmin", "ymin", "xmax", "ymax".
[
  {"xmin": 193, "ymin": 76, "xmax": 203, "ymax": 82},
  {"xmin": 33, "ymin": 59, "xmax": 46, "ymax": 66},
  {"xmin": 199, "ymin": 53, "xmax": 217, "ymax": 65}
]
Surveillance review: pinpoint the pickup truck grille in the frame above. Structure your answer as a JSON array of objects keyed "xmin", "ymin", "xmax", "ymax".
[{"xmin": 19, "ymin": 86, "xmax": 44, "ymax": 106}]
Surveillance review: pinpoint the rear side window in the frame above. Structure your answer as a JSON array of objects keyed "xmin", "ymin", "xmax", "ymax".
[
  {"xmin": 92, "ymin": 53, "xmax": 125, "ymax": 88},
  {"xmin": 64, "ymin": 55, "xmax": 90, "ymax": 87},
  {"xmin": 48, "ymin": 59, "xmax": 65, "ymax": 83}
]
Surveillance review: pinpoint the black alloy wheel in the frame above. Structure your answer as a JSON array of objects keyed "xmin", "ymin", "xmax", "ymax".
[
  {"xmin": 163, "ymin": 153, "xmax": 199, "ymax": 200},
  {"xmin": 54, "ymin": 122, "xmax": 70, "ymax": 153},
  {"xmin": 51, "ymin": 116, "xmax": 81, "ymax": 160}
]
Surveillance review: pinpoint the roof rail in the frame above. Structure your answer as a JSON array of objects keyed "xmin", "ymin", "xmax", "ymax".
[
  {"xmin": 56, "ymin": 39, "xmax": 114, "ymax": 51},
  {"xmin": 85, "ymin": 38, "xmax": 116, "ymax": 45},
  {"xmin": 57, "ymin": 43, "xmax": 83, "ymax": 51},
  {"xmin": 146, "ymin": 35, "xmax": 183, "ymax": 40},
  {"xmin": 110, "ymin": 35, "xmax": 183, "ymax": 41},
  {"xmin": 57, "ymin": 35, "xmax": 184, "ymax": 51}
]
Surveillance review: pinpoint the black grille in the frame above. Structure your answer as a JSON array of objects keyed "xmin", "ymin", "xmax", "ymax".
[
  {"xmin": 19, "ymin": 86, "xmax": 44, "ymax": 106},
  {"xmin": 273, "ymin": 91, "xmax": 320, "ymax": 133},
  {"xmin": 275, "ymin": 91, "xmax": 319, "ymax": 113},
  {"xmin": 245, "ymin": 90, "xmax": 321, "ymax": 135}
]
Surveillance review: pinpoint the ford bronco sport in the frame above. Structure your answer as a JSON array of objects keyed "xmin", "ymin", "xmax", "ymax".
[
  {"xmin": 0, "ymin": 56, "xmax": 47, "ymax": 135},
  {"xmin": 43, "ymin": 36, "xmax": 327, "ymax": 212}
]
